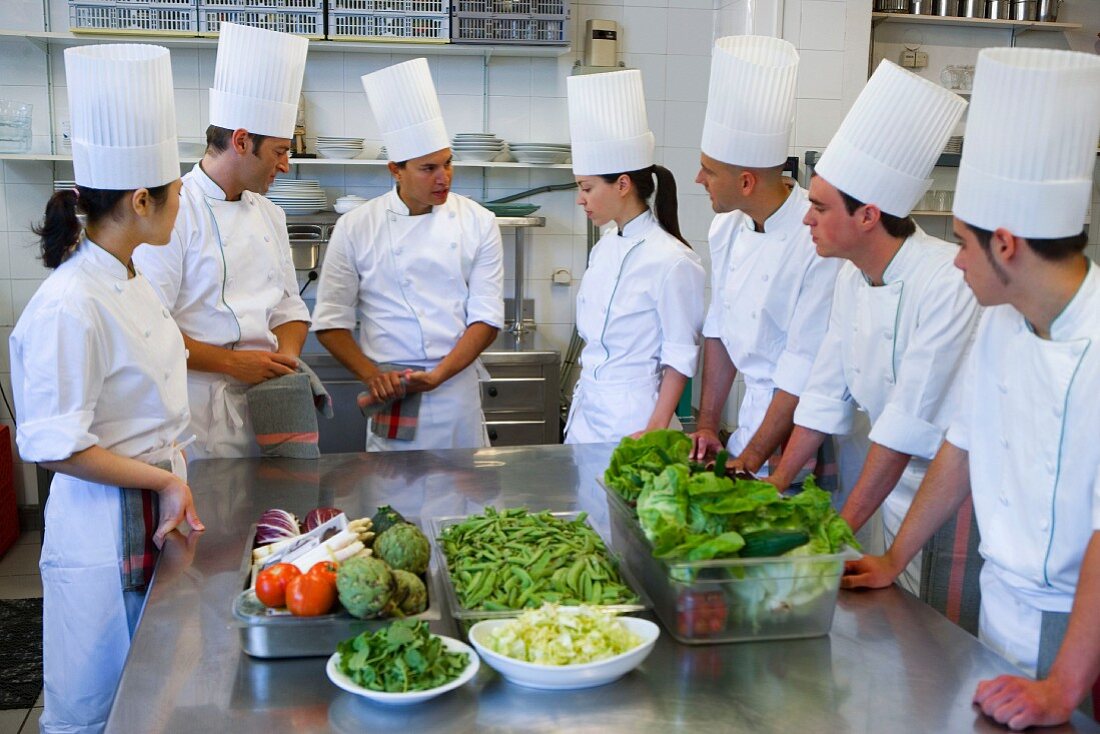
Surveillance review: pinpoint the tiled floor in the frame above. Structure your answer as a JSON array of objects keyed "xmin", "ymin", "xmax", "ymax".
[{"xmin": 0, "ymin": 531, "xmax": 44, "ymax": 734}]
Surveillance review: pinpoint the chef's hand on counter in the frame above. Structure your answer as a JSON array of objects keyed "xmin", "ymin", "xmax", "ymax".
[
  {"xmin": 154, "ymin": 475, "xmax": 204, "ymax": 548},
  {"xmin": 840, "ymin": 553, "xmax": 900, "ymax": 590},
  {"xmin": 972, "ymin": 676, "xmax": 1075, "ymax": 731},
  {"xmin": 225, "ymin": 350, "xmax": 298, "ymax": 385}
]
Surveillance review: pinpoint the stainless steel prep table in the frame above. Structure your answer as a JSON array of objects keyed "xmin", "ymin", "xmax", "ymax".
[{"xmin": 107, "ymin": 444, "xmax": 1100, "ymax": 734}]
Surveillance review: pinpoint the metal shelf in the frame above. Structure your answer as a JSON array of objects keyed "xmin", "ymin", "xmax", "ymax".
[
  {"xmin": 870, "ymin": 12, "xmax": 1082, "ymax": 31},
  {"xmin": 0, "ymin": 153, "xmax": 573, "ymax": 170},
  {"xmin": 0, "ymin": 29, "xmax": 571, "ymax": 57}
]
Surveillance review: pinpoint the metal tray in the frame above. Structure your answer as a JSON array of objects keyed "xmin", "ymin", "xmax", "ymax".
[
  {"xmin": 232, "ymin": 523, "xmax": 442, "ymax": 658},
  {"xmin": 426, "ymin": 510, "xmax": 650, "ymax": 624}
]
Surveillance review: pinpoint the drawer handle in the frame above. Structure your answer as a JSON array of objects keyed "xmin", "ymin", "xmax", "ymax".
[
  {"xmin": 487, "ymin": 386, "xmax": 499, "ymax": 398},
  {"xmin": 488, "ymin": 429, "xmax": 499, "ymax": 441}
]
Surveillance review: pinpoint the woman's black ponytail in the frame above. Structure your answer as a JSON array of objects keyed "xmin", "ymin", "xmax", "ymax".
[
  {"xmin": 33, "ymin": 185, "xmax": 167, "ymax": 269},
  {"xmin": 599, "ymin": 165, "xmax": 690, "ymax": 248}
]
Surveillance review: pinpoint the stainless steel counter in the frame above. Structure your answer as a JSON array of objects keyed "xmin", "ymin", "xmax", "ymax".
[{"xmin": 107, "ymin": 445, "xmax": 1100, "ymax": 733}]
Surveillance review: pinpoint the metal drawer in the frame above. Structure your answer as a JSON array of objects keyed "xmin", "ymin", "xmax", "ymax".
[
  {"xmin": 481, "ymin": 377, "xmax": 545, "ymax": 412},
  {"xmin": 486, "ymin": 421, "xmax": 548, "ymax": 446}
]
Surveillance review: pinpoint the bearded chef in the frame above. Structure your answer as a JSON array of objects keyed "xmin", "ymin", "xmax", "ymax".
[
  {"xmin": 10, "ymin": 44, "xmax": 202, "ymax": 733},
  {"xmin": 310, "ymin": 58, "xmax": 504, "ymax": 451},
  {"xmin": 562, "ymin": 69, "xmax": 704, "ymax": 443},
  {"xmin": 133, "ymin": 23, "xmax": 311, "ymax": 460},
  {"xmin": 845, "ymin": 48, "xmax": 1100, "ymax": 729},
  {"xmin": 764, "ymin": 60, "xmax": 978, "ymax": 599},
  {"xmin": 688, "ymin": 36, "xmax": 840, "ymax": 478}
]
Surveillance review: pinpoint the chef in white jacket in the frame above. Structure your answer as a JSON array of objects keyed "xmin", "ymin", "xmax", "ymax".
[
  {"xmin": 563, "ymin": 69, "xmax": 704, "ymax": 443},
  {"xmin": 688, "ymin": 36, "xmax": 839, "ymax": 475},
  {"xmin": 134, "ymin": 23, "xmax": 311, "ymax": 460},
  {"xmin": 311, "ymin": 58, "xmax": 504, "ymax": 451},
  {"xmin": 9, "ymin": 45, "xmax": 202, "ymax": 734},
  {"xmin": 846, "ymin": 48, "xmax": 1100, "ymax": 729},
  {"xmin": 765, "ymin": 61, "xmax": 977, "ymax": 596}
]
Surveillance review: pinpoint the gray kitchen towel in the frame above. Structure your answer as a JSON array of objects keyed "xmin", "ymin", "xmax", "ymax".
[
  {"xmin": 247, "ymin": 364, "xmax": 333, "ymax": 459},
  {"xmin": 359, "ymin": 363, "xmax": 420, "ymax": 442},
  {"xmin": 120, "ymin": 459, "xmax": 171, "ymax": 592}
]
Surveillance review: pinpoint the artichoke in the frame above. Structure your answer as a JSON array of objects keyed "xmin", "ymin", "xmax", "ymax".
[
  {"xmin": 336, "ymin": 555, "xmax": 394, "ymax": 619},
  {"xmin": 371, "ymin": 505, "xmax": 408, "ymax": 536},
  {"xmin": 391, "ymin": 569, "xmax": 428, "ymax": 615},
  {"xmin": 374, "ymin": 523, "xmax": 431, "ymax": 575}
]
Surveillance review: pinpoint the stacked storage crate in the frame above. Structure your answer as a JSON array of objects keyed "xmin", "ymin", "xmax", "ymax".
[
  {"xmin": 198, "ymin": 0, "xmax": 325, "ymax": 38},
  {"xmin": 328, "ymin": 0, "xmax": 450, "ymax": 43},
  {"xmin": 451, "ymin": 0, "xmax": 569, "ymax": 45},
  {"xmin": 69, "ymin": 0, "xmax": 199, "ymax": 35}
]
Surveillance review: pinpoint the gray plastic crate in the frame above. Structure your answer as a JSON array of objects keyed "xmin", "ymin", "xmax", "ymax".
[
  {"xmin": 330, "ymin": 0, "xmax": 446, "ymax": 11},
  {"xmin": 451, "ymin": 0, "xmax": 569, "ymax": 45},
  {"xmin": 199, "ymin": 0, "xmax": 322, "ymax": 8},
  {"xmin": 69, "ymin": 1, "xmax": 198, "ymax": 34},
  {"xmin": 198, "ymin": 5, "xmax": 324, "ymax": 37},
  {"xmin": 328, "ymin": 11, "xmax": 449, "ymax": 42}
]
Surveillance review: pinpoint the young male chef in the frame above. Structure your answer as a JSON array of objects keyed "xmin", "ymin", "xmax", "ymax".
[
  {"xmin": 845, "ymin": 48, "xmax": 1100, "ymax": 729},
  {"xmin": 764, "ymin": 60, "xmax": 978, "ymax": 597},
  {"xmin": 134, "ymin": 23, "xmax": 311, "ymax": 459},
  {"xmin": 310, "ymin": 58, "xmax": 504, "ymax": 451},
  {"xmin": 688, "ymin": 36, "xmax": 840, "ymax": 478}
]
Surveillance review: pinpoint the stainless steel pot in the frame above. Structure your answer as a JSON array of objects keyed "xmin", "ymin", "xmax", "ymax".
[
  {"xmin": 985, "ymin": 0, "xmax": 1012, "ymax": 18},
  {"xmin": 875, "ymin": 0, "xmax": 909, "ymax": 12},
  {"xmin": 910, "ymin": 0, "xmax": 935, "ymax": 13},
  {"xmin": 934, "ymin": 0, "xmax": 961, "ymax": 14},
  {"xmin": 287, "ymin": 224, "xmax": 325, "ymax": 271},
  {"xmin": 1036, "ymin": 0, "xmax": 1060, "ymax": 20},
  {"xmin": 958, "ymin": 0, "xmax": 982, "ymax": 16},
  {"xmin": 1011, "ymin": 0, "xmax": 1037, "ymax": 19}
]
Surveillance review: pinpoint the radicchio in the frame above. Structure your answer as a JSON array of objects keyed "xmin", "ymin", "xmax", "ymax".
[
  {"xmin": 304, "ymin": 507, "xmax": 343, "ymax": 532},
  {"xmin": 255, "ymin": 509, "xmax": 301, "ymax": 545}
]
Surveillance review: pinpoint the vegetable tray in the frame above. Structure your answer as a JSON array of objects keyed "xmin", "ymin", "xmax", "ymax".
[
  {"xmin": 426, "ymin": 510, "xmax": 649, "ymax": 625},
  {"xmin": 232, "ymin": 524, "xmax": 443, "ymax": 659},
  {"xmin": 600, "ymin": 482, "xmax": 857, "ymax": 645}
]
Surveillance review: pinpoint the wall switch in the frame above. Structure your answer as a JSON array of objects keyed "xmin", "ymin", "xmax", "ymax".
[
  {"xmin": 551, "ymin": 268, "xmax": 572, "ymax": 285},
  {"xmin": 914, "ymin": 51, "xmax": 929, "ymax": 68},
  {"xmin": 900, "ymin": 49, "xmax": 917, "ymax": 68}
]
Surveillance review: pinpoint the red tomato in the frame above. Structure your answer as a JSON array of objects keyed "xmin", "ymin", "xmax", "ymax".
[
  {"xmin": 286, "ymin": 571, "xmax": 337, "ymax": 616},
  {"xmin": 308, "ymin": 561, "xmax": 339, "ymax": 586},
  {"xmin": 255, "ymin": 563, "xmax": 302, "ymax": 608}
]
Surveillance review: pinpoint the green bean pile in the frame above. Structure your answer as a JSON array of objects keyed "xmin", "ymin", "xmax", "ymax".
[{"xmin": 438, "ymin": 507, "xmax": 640, "ymax": 611}]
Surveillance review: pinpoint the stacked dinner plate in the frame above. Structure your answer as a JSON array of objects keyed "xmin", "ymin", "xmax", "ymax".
[
  {"xmin": 53, "ymin": 179, "xmax": 76, "ymax": 192},
  {"xmin": 942, "ymin": 136, "xmax": 963, "ymax": 155},
  {"xmin": 266, "ymin": 179, "xmax": 327, "ymax": 216},
  {"xmin": 452, "ymin": 133, "xmax": 505, "ymax": 162},
  {"xmin": 316, "ymin": 136, "xmax": 364, "ymax": 159},
  {"xmin": 334, "ymin": 194, "xmax": 368, "ymax": 214},
  {"xmin": 508, "ymin": 142, "xmax": 571, "ymax": 165}
]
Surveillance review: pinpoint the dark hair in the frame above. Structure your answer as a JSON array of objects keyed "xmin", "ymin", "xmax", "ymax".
[
  {"xmin": 599, "ymin": 165, "xmax": 689, "ymax": 247},
  {"xmin": 205, "ymin": 124, "xmax": 269, "ymax": 155},
  {"xmin": 33, "ymin": 184, "xmax": 172, "ymax": 269},
  {"xmin": 965, "ymin": 221, "xmax": 1087, "ymax": 262},
  {"xmin": 839, "ymin": 189, "xmax": 916, "ymax": 239}
]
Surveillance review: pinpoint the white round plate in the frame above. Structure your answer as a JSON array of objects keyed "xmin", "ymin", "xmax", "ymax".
[
  {"xmin": 318, "ymin": 149, "xmax": 363, "ymax": 159},
  {"xmin": 454, "ymin": 149, "xmax": 503, "ymax": 162},
  {"xmin": 326, "ymin": 636, "xmax": 479, "ymax": 705},
  {"xmin": 468, "ymin": 616, "xmax": 659, "ymax": 690},
  {"xmin": 513, "ymin": 151, "xmax": 568, "ymax": 164}
]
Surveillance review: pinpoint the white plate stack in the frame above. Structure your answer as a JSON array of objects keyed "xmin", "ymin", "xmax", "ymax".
[
  {"xmin": 266, "ymin": 179, "xmax": 327, "ymax": 216},
  {"xmin": 942, "ymin": 136, "xmax": 963, "ymax": 155},
  {"xmin": 376, "ymin": 145, "xmax": 388, "ymax": 160},
  {"xmin": 508, "ymin": 142, "xmax": 571, "ymax": 164},
  {"xmin": 53, "ymin": 179, "xmax": 76, "ymax": 192},
  {"xmin": 316, "ymin": 136, "xmax": 365, "ymax": 160},
  {"xmin": 334, "ymin": 194, "xmax": 368, "ymax": 214},
  {"xmin": 452, "ymin": 133, "xmax": 505, "ymax": 162}
]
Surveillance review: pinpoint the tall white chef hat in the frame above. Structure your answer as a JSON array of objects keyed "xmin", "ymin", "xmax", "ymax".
[
  {"xmin": 65, "ymin": 44, "xmax": 178, "ymax": 190},
  {"xmin": 954, "ymin": 48, "xmax": 1100, "ymax": 240},
  {"xmin": 567, "ymin": 69, "xmax": 655, "ymax": 176},
  {"xmin": 702, "ymin": 35, "xmax": 799, "ymax": 168},
  {"xmin": 815, "ymin": 60, "xmax": 967, "ymax": 217},
  {"xmin": 209, "ymin": 23, "xmax": 308, "ymax": 139},
  {"xmin": 361, "ymin": 58, "xmax": 449, "ymax": 164}
]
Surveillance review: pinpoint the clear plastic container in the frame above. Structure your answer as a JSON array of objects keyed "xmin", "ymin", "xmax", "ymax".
[
  {"xmin": 426, "ymin": 511, "xmax": 649, "ymax": 631},
  {"xmin": 0, "ymin": 101, "xmax": 32, "ymax": 154},
  {"xmin": 600, "ymin": 481, "xmax": 857, "ymax": 645}
]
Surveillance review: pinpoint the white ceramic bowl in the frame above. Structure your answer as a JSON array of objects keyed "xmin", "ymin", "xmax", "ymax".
[
  {"xmin": 318, "ymin": 149, "xmax": 363, "ymax": 159},
  {"xmin": 334, "ymin": 201, "xmax": 366, "ymax": 214},
  {"xmin": 325, "ymin": 636, "xmax": 479, "ymax": 706},
  {"xmin": 467, "ymin": 616, "xmax": 659, "ymax": 690},
  {"xmin": 454, "ymin": 149, "xmax": 504, "ymax": 162}
]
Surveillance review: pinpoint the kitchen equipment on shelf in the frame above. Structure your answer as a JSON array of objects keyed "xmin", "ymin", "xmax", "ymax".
[
  {"xmin": 479, "ymin": 202, "xmax": 541, "ymax": 217},
  {"xmin": 451, "ymin": 132, "xmax": 506, "ymax": 162},
  {"xmin": 0, "ymin": 100, "xmax": 32, "ymax": 154},
  {"xmin": 266, "ymin": 178, "xmax": 327, "ymax": 215},
  {"xmin": 1011, "ymin": 0, "xmax": 1037, "ymax": 19},
  {"xmin": 287, "ymin": 223, "xmax": 326, "ymax": 271},
  {"xmin": 942, "ymin": 135, "xmax": 964, "ymax": 155},
  {"xmin": 933, "ymin": 0, "xmax": 961, "ymax": 14},
  {"xmin": 508, "ymin": 142, "xmax": 571, "ymax": 164},
  {"xmin": 910, "ymin": 0, "xmax": 935, "ymax": 14},
  {"xmin": 333, "ymin": 195, "xmax": 367, "ymax": 214},
  {"xmin": 958, "ymin": 0, "xmax": 983, "ymax": 15},
  {"xmin": 875, "ymin": 0, "xmax": 909, "ymax": 12},
  {"xmin": 1035, "ymin": 0, "xmax": 1060, "ymax": 20},
  {"xmin": 315, "ymin": 136, "xmax": 364, "ymax": 159},
  {"xmin": 985, "ymin": 0, "xmax": 1012, "ymax": 18}
]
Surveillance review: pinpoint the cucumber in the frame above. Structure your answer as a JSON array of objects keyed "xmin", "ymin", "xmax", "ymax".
[{"xmin": 739, "ymin": 529, "xmax": 811, "ymax": 558}]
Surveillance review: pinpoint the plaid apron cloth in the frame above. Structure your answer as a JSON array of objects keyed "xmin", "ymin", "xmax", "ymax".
[
  {"xmin": 119, "ymin": 459, "xmax": 172, "ymax": 593},
  {"xmin": 358, "ymin": 363, "xmax": 420, "ymax": 442},
  {"xmin": 246, "ymin": 362, "xmax": 333, "ymax": 459},
  {"xmin": 919, "ymin": 495, "xmax": 983, "ymax": 636}
]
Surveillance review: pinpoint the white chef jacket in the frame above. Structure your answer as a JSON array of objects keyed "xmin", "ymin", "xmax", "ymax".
[
  {"xmin": 133, "ymin": 163, "xmax": 311, "ymax": 459},
  {"xmin": 311, "ymin": 188, "xmax": 504, "ymax": 450},
  {"xmin": 794, "ymin": 228, "xmax": 980, "ymax": 589},
  {"xmin": 702, "ymin": 182, "xmax": 840, "ymax": 456},
  {"xmin": 947, "ymin": 263, "xmax": 1100, "ymax": 617},
  {"xmin": 9, "ymin": 238, "xmax": 190, "ymax": 734},
  {"xmin": 565, "ymin": 210, "xmax": 705, "ymax": 444}
]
